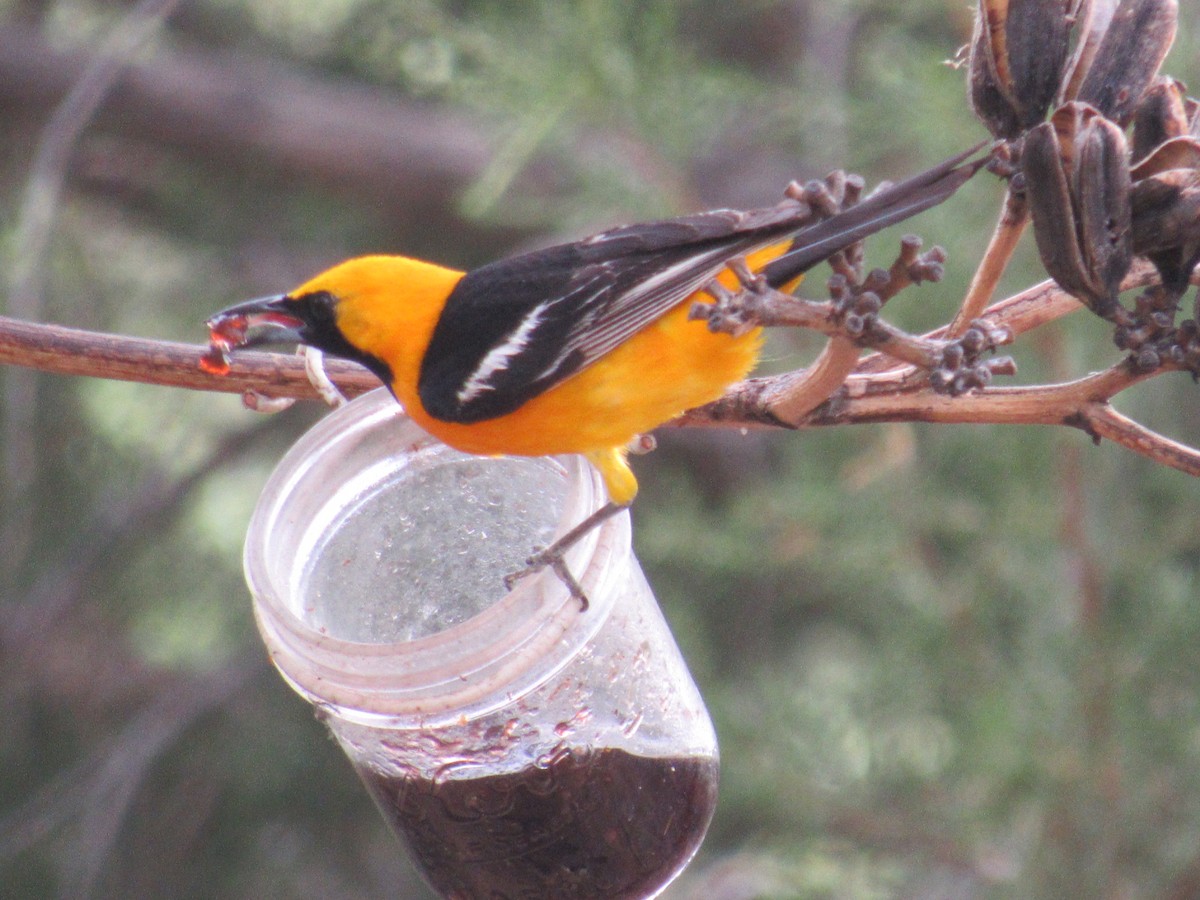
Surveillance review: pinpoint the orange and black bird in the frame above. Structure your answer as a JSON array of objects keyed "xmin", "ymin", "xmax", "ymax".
[{"xmin": 207, "ymin": 148, "xmax": 981, "ymax": 594}]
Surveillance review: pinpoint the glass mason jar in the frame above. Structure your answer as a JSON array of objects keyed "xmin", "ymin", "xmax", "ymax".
[{"xmin": 244, "ymin": 389, "xmax": 719, "ymax": 899}]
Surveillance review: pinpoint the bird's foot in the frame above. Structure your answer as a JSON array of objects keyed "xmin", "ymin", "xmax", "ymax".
[
  {"xmin": 503, "ymin": 501, "xmax": 628, "ymax": 611},
  {"xmin": 303, "ymin": 346, "xmax": 348, "ymax": 408},
  {"xmin": 505, "ymin": 549, "xmax": 590, "ymax": 610}
]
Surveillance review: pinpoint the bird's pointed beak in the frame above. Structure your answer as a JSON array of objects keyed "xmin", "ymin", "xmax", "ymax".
[{"xmin": 205, "ymin": 294, "xmax": 305, "ymax": 351}]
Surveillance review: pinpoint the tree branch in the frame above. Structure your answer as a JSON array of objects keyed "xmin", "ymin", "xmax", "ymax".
[
  {"xmin": 3, "ymin": 263, "xmax": 1197, "ymax": 479},
  {"xmin": 0, "ymin": 316, "xmax": 378, "ymax": 401},
  {"xmin": 0, "ymin": 250, "xmax": 1195, "ymax": 477},
  {"xmin": 761, "ymin": 336, "xmax": 861, "ymax": 423}
]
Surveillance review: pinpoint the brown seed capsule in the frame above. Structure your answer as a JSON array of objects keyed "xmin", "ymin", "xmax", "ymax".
[
  {"xmin": 968, "ymin": 0, "xmax": 1074, "ymax": 138},
  {"xmin": 1026, "ymin": 120, "xmax": 1099, "ymax": 302},
  {"xmin": 969, "ymin": 16, "xmax": 1022, "ymax": 139},
  {"xmin": 1024, "ymin": 103, "xmax": 1133, "ymax": 317},
  {"xmin": 1131, "ymin": 76, "xmax": 1191, "ymax": 161},
  {"xmin": 1132, "ymin": 168, "xmax": 1200, "ymax": 250},
  {"xmin": 1077, "ymin": 114, "xmax": 1133, "ymax": 302},
  {"xmin": 1075, "ymin": 0, "xmax": 1178, "ymax": 127},
  {"xmin": 1130, "ymin": 167, "xmax": 1200, "ymax": 294},
  {"xmin": 1006, "ymin": 0, "xmax": 1073, "ymax": 128},
  {"xmin": 1130, "ymin": 135, "xmax": 1200, "ymax": 182}
]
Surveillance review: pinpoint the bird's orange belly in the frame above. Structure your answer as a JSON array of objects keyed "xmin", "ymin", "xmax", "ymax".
[{"xmin": 401, "ymin": 303, "xmax": 763, "ymax": 458}]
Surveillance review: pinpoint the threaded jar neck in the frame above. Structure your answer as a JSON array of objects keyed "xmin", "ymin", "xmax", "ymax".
[{"xmin": 245, "ymin": 389, "xmax": 628, "ymax": 728}]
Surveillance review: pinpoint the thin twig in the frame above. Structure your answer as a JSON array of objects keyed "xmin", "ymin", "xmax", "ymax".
[
  {"xmin": 945, "ymin": 184, "xmax": 1029, "ymax": 337},
  {"xmin": 3, "ymin": 301, "xmax": 1197, "ymax": 476},
  {"xmin": 853, "ymin": 259, "xmax": 1160, "ymax": 376},
  {"xmin": 675, "ymin": 354, "xmax": 1200, "ymax": 476},
  {"xmin": 832, "ymin": 372, "xmax": 1200, "ymax": 476},
  {"xmin": 1085, "ymin": 404, "xmax": 1200, "ymax": 474},
  {"xmin": 0, "ymin": 316, "xmax": 379, "ymax": 401},
  {"xmin": 762, "ymin": 337, "xmax": 861, "ymax": 422}
]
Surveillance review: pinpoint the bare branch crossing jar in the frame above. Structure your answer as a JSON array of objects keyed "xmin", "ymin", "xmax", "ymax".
[{"xmin": 243, "ymin": 389, "xmax": 718, "ymax": 899}]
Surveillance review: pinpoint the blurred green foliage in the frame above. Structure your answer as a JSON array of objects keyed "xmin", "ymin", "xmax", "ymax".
[{"xmin": 3, "ymin": 1, "xmax": 1200, "ymax": 898}]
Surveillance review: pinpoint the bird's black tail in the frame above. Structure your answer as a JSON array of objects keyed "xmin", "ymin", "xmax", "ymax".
[{"xmin": 762, "ymin": 143, "xmax": 990, "ymax": 289}]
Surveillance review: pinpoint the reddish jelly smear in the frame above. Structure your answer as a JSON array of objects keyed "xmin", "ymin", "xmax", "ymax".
[
  {"xmin": 201, "ymin": 312, "xmax": 252, "ymax": 375},
  {"xmin": 199, "ymin": 345, "xmax": 231, "ymax": 376},
  {"xmin": 206, "ymin": 312, "xmax": 249, "ymax": 348}
]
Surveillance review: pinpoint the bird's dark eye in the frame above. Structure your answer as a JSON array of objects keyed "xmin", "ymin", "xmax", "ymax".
[
  {"xmin": 285, "ymin": 290, "xmax": 341, "ymax": 347},
  {"xmin": 291, "ymin": 290, "xmax": 338, "ymax": 327}
]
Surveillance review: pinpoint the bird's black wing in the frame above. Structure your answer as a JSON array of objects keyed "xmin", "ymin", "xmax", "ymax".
[
  {"xmin": 417, "ymin": 145, "xmax": 986, "ymax": 424},
  {"xmin": 417, "ymin": 205, "xmax": 806, "ymax": 423}
]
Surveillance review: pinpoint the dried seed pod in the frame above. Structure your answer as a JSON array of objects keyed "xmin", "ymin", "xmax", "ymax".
[
  {"xmin": 1075, "ymin": 0, "xmax": 1178, "ymax": 127},
  {"xmin": 1130, "ymin": 135, "xmax": 1200, "ymax": 181},
  {"xmin": 1131, "ymin": 167, "xmax": 1200, "ymax": 294},
  {"xmin": 1131, "ymin": 76, "xmax": 1191, "ymax": 161},
  {"xmin": 968, "ymin": 0, "xmax": 1074, "ymax": 137},
  {"xmin": 1059, "ymin": 0, "xmax": 1120, "ymax": 103},
  {"xmin": 1006, "ymin": 0, "xmax": 1074, "ymax": 128},
  {"xmin": 969, "ymin": 10, "xmax": 1022, "ymax": 139},
  {"xmin": 1024, "ymin": 103, "xmax": 1133, "ymax": 317},
  {"xmin": 1077, "ymin": 115, "xmax": 1134, "ymax": 301},
  {"xmin": 1025, "ymin": 121, "xmax": 1099, "ymax": 303}
]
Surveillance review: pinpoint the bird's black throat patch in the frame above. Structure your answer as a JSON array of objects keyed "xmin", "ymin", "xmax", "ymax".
[{"xmin": 289, "ymin": 291, "xmax": 394, "ymax": 387}]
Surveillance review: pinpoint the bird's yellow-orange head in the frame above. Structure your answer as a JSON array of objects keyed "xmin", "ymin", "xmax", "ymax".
[
  {"xmin": 292, "ymin": 255, "xmax": 464, "ymax": 386},
  {"xmin": 207, "ymin": 255, "xmax": 465, "ymax": 392}
]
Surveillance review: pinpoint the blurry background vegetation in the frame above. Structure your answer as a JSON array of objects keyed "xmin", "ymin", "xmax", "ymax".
[{"xmin": 3, "ymin": 1, "xmax": 1200, "ymax": 897}]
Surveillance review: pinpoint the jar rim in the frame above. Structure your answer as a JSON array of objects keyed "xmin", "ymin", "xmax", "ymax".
[{"xmin": 244, "ymin": 389, "xmax": 628, "ymax": 727}]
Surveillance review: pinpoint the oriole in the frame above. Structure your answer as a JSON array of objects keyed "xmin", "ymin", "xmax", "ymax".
[{"xmin": 207, "ymin": 149, "xmax": 980, "ymax": 594}]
